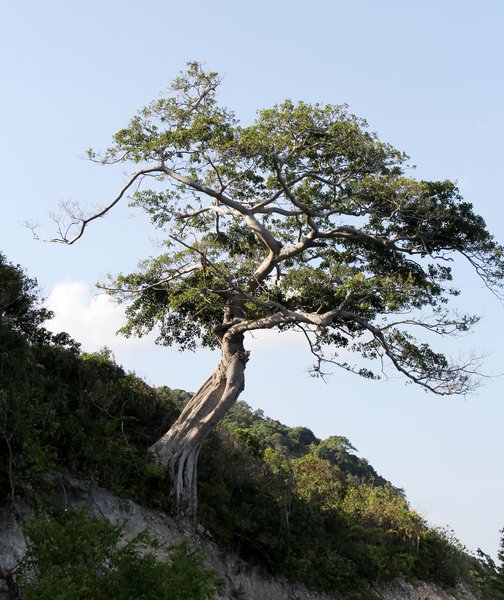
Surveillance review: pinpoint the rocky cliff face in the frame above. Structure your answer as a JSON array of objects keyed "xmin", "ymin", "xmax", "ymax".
[{"xmin": 0, "ymin": 474, "xmax": 479, "ymax": 600}]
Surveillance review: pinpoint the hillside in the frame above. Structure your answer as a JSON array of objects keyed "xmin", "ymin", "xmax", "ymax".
[
  {"xmin": 0, "ymin": 252, "xmax": 496, "ymax": 598},
  {"xmin": 0, "ymin": 472, "xmax": 481, "ymax": 600}
]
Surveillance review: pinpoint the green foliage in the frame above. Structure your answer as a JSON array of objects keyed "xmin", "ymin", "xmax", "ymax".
[
  {"xmin": 292, "ymin": 454, "xmax": 344, "ymax": 510},
  {"xmin": 85, "ymin": 63, "xmax": 504, "ymax": 396},
  {"xmin": 0, "ymin": 252, "xmax": 53, "ymax": 342},
  {"xmin": 0, "ymin": 254, "xmax": 81, "ymax": 502},
  {"xmin": 0, "ymin": 254, "xmax": 478, "ymax": 596},
  {"xmin": 223, "ymin": 402, "xmax": 388, "ymax": 485},
  {"xmin": 197, "ymin": 414, "xmax": 473, "ymax": 595},
  {"xmin": 314, "ymin": 436, "xmax": 388, "ymax": 485},
  {"xmin": 413, "ymin": 526, "xmax": 471, "ymax": 587},
  {"xmin": 19, "ymin": 509, "xmax": 223, "ymax": 600},
  {"xmin": 0, "ymin": 256, "xmax": 181, "ymax": 507},
  {"xmin": 476, "ymin": 529, "xmax": 504, "ymax": 599},
  {"xmin": 0, "ymin": 338, "xmax": 177, "ymax": 506},
  {"xmin": 223, "ymin": 405, "xmax": 318, "ymax": 457}
]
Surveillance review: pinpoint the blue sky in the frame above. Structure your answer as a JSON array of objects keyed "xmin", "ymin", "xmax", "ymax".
[{"xmin": 1, "ymin": 0, "xmax": 503, "ymax": 558}]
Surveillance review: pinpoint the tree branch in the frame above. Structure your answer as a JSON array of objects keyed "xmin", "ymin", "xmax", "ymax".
[
  {"xmin": 160, "ymin": 164, "xmax": 283, "ymax": 256},
  {"xmin": 38, "ymin": 166, "xmax": 165, "ymax": 244},
  {"xmin": 98, "ymin": 263, "xmax": 204, "ymax": 296}
]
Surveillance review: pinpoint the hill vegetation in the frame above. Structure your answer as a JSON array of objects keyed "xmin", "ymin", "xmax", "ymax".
[{"xmin": 0, "ymin": 252, "xmax": 499, "ymax": 598}]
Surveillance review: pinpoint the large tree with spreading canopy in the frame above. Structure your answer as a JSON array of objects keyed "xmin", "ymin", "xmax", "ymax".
[{"xmin": 41, "ymin": 62, "xmax": 503, "ymax": 521}]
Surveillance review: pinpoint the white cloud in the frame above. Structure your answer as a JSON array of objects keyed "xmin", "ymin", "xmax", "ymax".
[
  {"xmin": 42, "ymin": 281, "xmax": 216, "ymax": 389},
  {"xmin": 44, "ymin": 281, "xmax": 155, "ymax": 354}
]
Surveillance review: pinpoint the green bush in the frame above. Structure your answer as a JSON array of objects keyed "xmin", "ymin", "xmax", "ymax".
[
  {"xmin": 476, "ymin": 529, "xmax": 504, "ymax": 599},
  {"xmin": 413, "ymin": 527, "xmax": 468, "ymax": 586},
  {"xmin": 19, "ymin": 509, "xmax": 223, "ymax": 600}
]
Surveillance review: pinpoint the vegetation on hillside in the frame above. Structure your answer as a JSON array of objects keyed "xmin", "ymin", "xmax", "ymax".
[
  {"xmin": 0, "ymin": 252, "xmax": 489, "ymax": 597},
  {"xmin": 477, "ymin": 531, "xmax": 504, "ymax": 599},
  {"xmin": 18, "ymin": 509, "xmax": 222, "ymax": 600}
]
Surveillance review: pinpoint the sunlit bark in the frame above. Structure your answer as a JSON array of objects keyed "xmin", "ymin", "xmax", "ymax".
[{"xmin": 149, "ymin": 332, "xmax": 248, "ymax": 521}]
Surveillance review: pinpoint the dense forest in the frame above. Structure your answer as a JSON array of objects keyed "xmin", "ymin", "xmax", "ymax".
[{"xmin": 1, "ymin": 251, "xmax": 502, "ymax": 598}]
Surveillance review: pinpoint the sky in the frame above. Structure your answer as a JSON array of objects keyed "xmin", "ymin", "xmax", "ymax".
[{"xmin": 1, "ymin": 0, "xmax": 503, "ymax": 559}]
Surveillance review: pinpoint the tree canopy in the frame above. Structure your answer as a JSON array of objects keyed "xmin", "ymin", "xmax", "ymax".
[
  {"xmin": 0, "ymin": 253, "xmax": 52, "ymax": 342},
  {"xmin": 49, "ymin": 61, "xmax": 503, "ymax": 394}
]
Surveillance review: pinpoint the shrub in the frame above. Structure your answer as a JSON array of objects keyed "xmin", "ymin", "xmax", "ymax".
[{"xmin": 19, "ymin": 509, "xmax": 223, "ymax": 600}]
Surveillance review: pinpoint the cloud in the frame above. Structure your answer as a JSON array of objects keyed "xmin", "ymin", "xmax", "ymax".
[
  {"xmin": 43, "ymin": 281, "xmax": 155, "ymax": 354},
  {"xmin": 42, "ymin": 281, "xmax": 216, "ymax": 389}
]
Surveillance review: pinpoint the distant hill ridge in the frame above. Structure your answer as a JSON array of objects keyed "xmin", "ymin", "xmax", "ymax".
[{"xmin": 222, "ymin": 400, "xmax": 391, "ymax": 487}]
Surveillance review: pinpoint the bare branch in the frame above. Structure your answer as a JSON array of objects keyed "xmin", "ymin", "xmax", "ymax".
[
  {"xmin": 45, "ymin": 166, "xmax": 165, "ymax": 244},
  {"xmin": 459, "ymin": 249, "xmax": 504, "ymax": 302},
  {"xmin": 275, "ymin": 163, "xmax": 315, "ymax": 216},
  {"xmin": 98, "ymin": 263, "xmax": 203, "ymax": 296},
  {"xmin": 337, "ymin": 309, "xmax": 481, "ymax": 395},
  {"xmin": 176, "ymin": 205, "xmax": 238, "ymax": 219}
]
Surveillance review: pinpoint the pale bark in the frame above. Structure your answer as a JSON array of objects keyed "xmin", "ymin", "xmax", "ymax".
[{"xmin": 148, "ymin": 332, "xmax": 249, "ymax": 522}]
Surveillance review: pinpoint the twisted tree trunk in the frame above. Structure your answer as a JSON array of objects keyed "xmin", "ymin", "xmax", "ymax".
[{"xmin": 148, "ymin": 332, "xmax": 249, "ymax": 522}]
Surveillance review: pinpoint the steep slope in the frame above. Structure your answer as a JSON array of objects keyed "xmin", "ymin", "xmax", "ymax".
[
  {"xmin": 0, "ymin": 252, "xmax": 485, "ymax": 598},
  {"xmin": 0, "ymin": 473, "xmax": 479, "ymax": 600}
]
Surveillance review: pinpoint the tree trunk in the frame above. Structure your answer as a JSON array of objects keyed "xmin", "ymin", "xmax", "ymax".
[{"xmin": 148, "ymin": 332, "xmax": 249, "ymax": 523}]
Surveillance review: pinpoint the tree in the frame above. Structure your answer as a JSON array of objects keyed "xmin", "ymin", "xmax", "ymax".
[
  {"xmin": 0, "ymin": 252, "xmax": 53, "ymax": 343},
  {"xmin": 478, "ymin": 529, "xmax": 504, "ymax": 598},
  {"xmin": 38, "ymin": 62, "xmax": 503, "ymax": 522}
]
